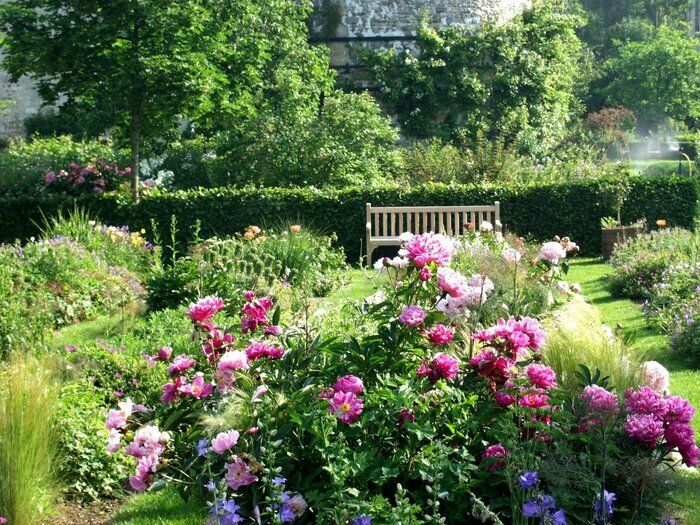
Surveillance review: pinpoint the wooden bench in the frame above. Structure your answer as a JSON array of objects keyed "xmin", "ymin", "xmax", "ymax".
[{"xmin": 365, "ymin": 202, "xmax": 501, "ymax": 264}]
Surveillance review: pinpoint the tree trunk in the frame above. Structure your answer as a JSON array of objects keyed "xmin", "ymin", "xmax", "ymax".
[{"xmin": 130, "ymin": 108, "xmax": 140, "ymax": 201}]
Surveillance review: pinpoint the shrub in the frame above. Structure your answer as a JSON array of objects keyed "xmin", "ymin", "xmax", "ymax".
[
  {"xmin": 0, "ymin": 136, "xmax": 126, "ymax": 197},
  {"xmin": 672, "ymin": 313, "xmax": 700, "ymax": 365},
  {"xmin": 0, "ymin": 354, "xmax": 58, "ymax": 525},
  {"xmin": 43, "ymin": 161, "xmax": 131, "ymax": 196},
  {"xmin": 609, "ymin": 228, "xmax": 698, "ymax": 298},
  {"xmin": 147, "ymin": 225, "xmax": 345, "ymax": 312},
  {"xmin": 0, "ymin": 175, "xmax": 696, "ymax": 258},
  {"xmin": 55, "ymin": 381, "xmax": 131, "ymax": 501}
]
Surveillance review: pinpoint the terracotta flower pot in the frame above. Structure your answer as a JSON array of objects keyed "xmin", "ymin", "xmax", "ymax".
[{"xmin": 601, "ymin": 225, "xmax": 644, "ymax": 261}]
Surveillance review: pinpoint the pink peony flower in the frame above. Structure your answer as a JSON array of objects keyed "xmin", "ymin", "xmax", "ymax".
[
  {"xmin": 518, "ymin": 388, "xmax": 550, "ymax": 409},
  {"xmin": 501, "ymin": 247, "xmax": 522, "ymax": 264},
  {"xmin": 624, "ymin": 413, "xmax": 664, "ymax": 448},
  {"xmin": 538, "ymin": 242, "xmax": 567, "ymax": 264},
  {"xmin": 427, "ymin": 324, "xmax": 454, "ymax": 345},
  {"xmin": 581, "ymin": 385, "xmax": 619, "ymax": 415},
  {"xmin": 245, "ymin": 341, "xmax": 284, "ymax": 360},
  {"xmin": 167, "ymin": 354, "xmax": 196, "ymax": 376},
  {"xmin": 177, "ymin": 373, "xmax": 213, "ymax": 399},
  {"xmin": 203, "ymin": 329, "xmax": 235, "ymax": 362},
  {"xmin": 124, "ymin": 425, "xmax": 168, "ymax": 459},
  {"xmin": 241, "ymin": 294, "xmax": 274, "ymax": 334},
  {"xmin": 328, "ymin": 391, "xmax": 363, "ymax": 424},
  {"xmin": 526, "ymin": 364, "xmax": 558, "ymax": 389},
  {"xmin": 399, "ymin": 305, "xmax": 426, "ymax": 327},
  {"xmin": 218, "ymin": 351, "xmax": 249, "ymax": 372},
  {"xmin": 469, "ymin": 350, "xmax": 515, "ymax": 386},
  {"xmin": 437, "ymin": 267, "xmax": 469, "ymax": 298},
  {"xmin": 419, "ymin": 266, "xmax": 432, "ymax": 281},
  {"xmin": 129, "ymin": 455, "xmax": 157, "ymax": 493},
  {"xmin": 417, "ymin": 353, "xmax": 460, "ymax": 384},
  {"xmin": 105, "ymin": 398, "xmax": 142, "ymax": 430},
  {"xmin": 638, "ymin": 361, "xmax": 670, "ymax": 394},
  {"xmin": 224, "ymin": 457, "xmax": 259, "ymax": 490},
  {"xmin": 482, "ymin": 444, "xmax": 508, "ymax": 472},
  {"xmin": 403, "ymin": 232, "xmax": 452, "ymax": 268},
  {"xmin": 211, "ymin": 429, "xmax": 240, "ymax": 455},
  {"xmin": 106, "ymin": 429, "xmax": 122, "ymax": 453},
  {"xmin": 333, "ymin": 375, "xmax": 364, "ymax": 395},
  {"xmin": 188, "ymin": 295, "xmax": 224, "ymax": 323}
]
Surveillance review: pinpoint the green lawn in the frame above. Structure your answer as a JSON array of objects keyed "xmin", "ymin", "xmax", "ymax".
[
  {"xmin": 110, "ymin": 487, "xmax": 206, "ymax": 524},
  {"xmin": 568, "ymin": 257, "xmax": 700, "ymax": 525}
]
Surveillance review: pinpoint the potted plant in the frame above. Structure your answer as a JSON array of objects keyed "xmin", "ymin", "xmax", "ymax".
[{"xmin": 600, "ymin": 170, "xmax": 644, "ymax": 260}]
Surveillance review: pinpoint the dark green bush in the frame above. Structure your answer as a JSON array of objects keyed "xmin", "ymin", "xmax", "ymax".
[{"xmin": 0, "ymin": 175, "xmax": 696, "ymax": 260}]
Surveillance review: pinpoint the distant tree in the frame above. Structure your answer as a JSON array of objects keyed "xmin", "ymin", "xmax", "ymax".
[
  {"xmin": 0, "ymin": 0, "xmax": 332, "ymax": 198},
  {"xmin": 603, "ymin": 25, "xmax": 700, "ymax": 133}
]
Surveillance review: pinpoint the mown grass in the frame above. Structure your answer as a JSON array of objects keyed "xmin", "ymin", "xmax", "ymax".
[
  {"xmin": 110, "ymin": 487, "xmax": 206, "ymax": 525},
  {"xmin": 567, "ymin": 257, "xmax": 700, "ymax": 525}
]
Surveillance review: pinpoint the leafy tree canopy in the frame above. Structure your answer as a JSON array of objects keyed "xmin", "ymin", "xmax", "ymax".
[
  {"xmin": 362, "ymin": 0, "xmax": 587, "ymax": 159},
  {"xmin": 603, "ymin": 25, "xmax": 700, "ymax": 132}
]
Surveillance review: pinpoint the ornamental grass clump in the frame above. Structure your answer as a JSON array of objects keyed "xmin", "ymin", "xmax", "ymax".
[{"xmin": 0, "ymin": 354, "xmax": 59, "ymax": 525}]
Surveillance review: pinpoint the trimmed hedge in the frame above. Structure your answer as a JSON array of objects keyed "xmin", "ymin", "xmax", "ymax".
[{"xmin": 1, "ymin": 175, "xmax": 697, "ymax": 260}]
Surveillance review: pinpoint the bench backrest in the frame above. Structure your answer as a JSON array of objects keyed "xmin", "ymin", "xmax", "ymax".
[{"xmin": 366, "ymin": 202, "xmax": 500, "ymax": 238}]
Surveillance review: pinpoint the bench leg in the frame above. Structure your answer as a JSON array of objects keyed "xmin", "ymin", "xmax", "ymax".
[{"xmin": 366, "ymin": 244, "xmax": 374, "ymax": 267}]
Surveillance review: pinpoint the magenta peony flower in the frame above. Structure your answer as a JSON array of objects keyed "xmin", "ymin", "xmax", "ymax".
[
  {"xmin": 624, "ymin": 413, "xmax": 664, "ymax": 447},
  {"xmin": 218, "ymin": 351, "xmax": 249, "ymax": 372},
  {"xmin": 419, "ymin": 266, "xmax": 432, "ymax": 281},
  {"xmin": 417, "ymin": 353, "xmax": 460, "ymax": 384},
  {"xmin": 328, "ymin": 391, "xmax": 363, "ymax": 424},
  {"xmin": 333, "ymin": 375, "xmax": 364, "ymax": 395},
  {"xmin": 167, "ymin": 354, "xmax": 196, "ymax": 376},
  {"xmin": 245, "ymin": 341, "xmax": 284, "ymax": 360},
  {"xmin": 495, "ymin": 390, "xmax": 516, "ymax": 408},
  {"xmin": 403, "ymin": 232, "xmax": 452, "ymax": 268},
  {"xmin": 664, "ymin": 395, "xmax": 695, "ymax": 424},
  {"xmin": 188, "ymin": 295, "xmax": 224, "ymax": 323},
  {"xmin": 225, "ymin": 457, "xmax": 259, "ymax": 490},
  {"xmin": 581, "ymin": 385, "xmax": 619, "ymax": 415},
  {"xmin": 624, "ymin": 387, "xmax": 668, "ymax": 419},
  {"xmin": 482, "ymin": 444, "xmax": 508, "ymax": 472},
  {"xmin": 526, "ymin": 364, "xmax": 558, "ymax": 389},
  {"xmin": 211, "ymin": 429, "xmax": 240, "ymax": 455},
  {"xmin": 399, "ymin": 305, "xmax": 426, "ymax": 327},
  {"xmin": 241, "ymin": 294, "xmax": 274, "ymax": 334},
  {"xmin": 427, "ymin": 324, "xmax": 454, "ymax": 345},
  {"xmin": 157, "ymin": 346, "xmax": 172, "ymax": 361}
]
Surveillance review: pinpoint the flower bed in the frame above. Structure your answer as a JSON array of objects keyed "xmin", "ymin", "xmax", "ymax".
[{"xmin": 100, "ymin": 231, "xmax": 697, "ymax": 523}]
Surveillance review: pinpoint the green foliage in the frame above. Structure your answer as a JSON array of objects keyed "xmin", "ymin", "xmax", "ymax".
[
  {"xmin": 55, "ymin": 381, "xmax": 131, "ymax": 501},
  {"xmin": 0, "ymin": 136, "xmax": 126, "ymax": 196},
  {"xmin": 1, "ymin": 174, "xmax": 696, "ymax": 262},
  {"xmin": 147, "ymin": 225, "xmax": 346, "ymax": 312},
  {"xmin": 363, "ymin": 0, "xmax": 587, "ymax": 157},
  {"xmin": 603, "ymin": 25, "xmax": 700, "ymax": 132},
  {"xmin": 672, "ymin": 314, "xmax": 700, "ymax": 366},
  {"xmin": 0, "ymin": 354, "xmax": 58, "ymax": 525},
  {"xmin": 609, "ymin": 228, "xmax": 698, "ymax": 298}
]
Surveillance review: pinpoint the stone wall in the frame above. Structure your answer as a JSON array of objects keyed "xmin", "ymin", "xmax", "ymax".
[
  {"xmin": 0, "ymin": 50, "xmax": 46, "ymax": 137},
  {"xmin": 311, "ymin": 0, "xmax": 531, "ymax": 70}
]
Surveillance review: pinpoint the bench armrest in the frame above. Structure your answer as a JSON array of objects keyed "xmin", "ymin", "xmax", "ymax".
[{"xmin": 365, "ymin": 221, "xmax": 372, "ymax": 232}]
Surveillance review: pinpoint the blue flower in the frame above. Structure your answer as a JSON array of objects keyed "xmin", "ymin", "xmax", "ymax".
[
  {"xmin": 272, "ymin": 476, "xmax": 287, "ymax": 486},
  {"xmin": 522, "ymin": 495, "xmax": 566, "ymax": 524},
  {"xmin": 552, "ymin": 508, "xmax": 567, "ymax": 525},
  {"xmin": 209, "ymin": 498, "xmax": 243, "ymax": 525},
  {"xmin": 519, "ymin": 471, "xmax": 539, "ymax": 490},
  {"xmin": 523, "ymin": 500, "xmax": 541, "ymax": 517},
  {"xmin": 352, "ymin": 516, "xmax": 372, "ymax": 525},
  {"xmin": 594, "ymin": 490, "xmax": 616, "ymax": 518},
  {"xmin": 197, "ymin": 438, "xmax": 209, "ymax": 457}
]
